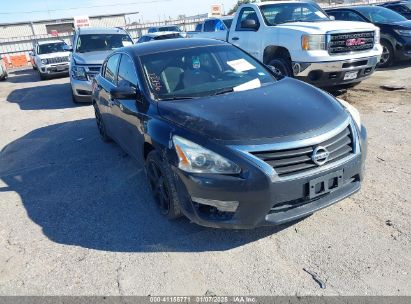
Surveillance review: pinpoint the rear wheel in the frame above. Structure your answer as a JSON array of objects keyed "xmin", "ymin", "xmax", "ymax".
[
  {"xmin": 268, "ymin": 58, "xmax": 293, "ymax": 78},
  {"xmin": 378, "ymin": 40, "xmax": 394, "ymax": 68},
  {"xmin": 93, "ymin": 103, "xmax": 111, "ymax": 142},
  {"xmin": 145, "ymin": 150, "xmax": 181, "ymax": 220}
]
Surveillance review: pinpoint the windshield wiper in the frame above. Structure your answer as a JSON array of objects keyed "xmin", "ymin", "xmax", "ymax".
[
  {"xmin": 211, "ymin": 88, "xmax": 234, "ymax": 96},
  {"xmin": 158, "ymin": 96, "xmax": 197, "ymax": 101}
]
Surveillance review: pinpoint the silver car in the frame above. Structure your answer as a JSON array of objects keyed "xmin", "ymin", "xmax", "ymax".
[{"xmin": 69, "ymin": 27, "xmax": 133, "ymax": 103}]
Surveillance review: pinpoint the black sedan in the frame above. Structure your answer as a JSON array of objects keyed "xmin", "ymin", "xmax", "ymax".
[
  {"xmin": 92, "ymin": 39, "xmax": 367, "ymax": 229},
  {"xmin": 380, "ymin": 1, "xmax": 411, "ymax": 20},
  {"xmin": 326, "ymin": 6, "xmax": 411, "ymax": 67}
]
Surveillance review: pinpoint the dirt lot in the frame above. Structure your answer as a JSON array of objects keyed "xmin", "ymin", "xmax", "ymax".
[{"xmin": 0, "ymin": 66, "xmax": 410, "ymax": 296}]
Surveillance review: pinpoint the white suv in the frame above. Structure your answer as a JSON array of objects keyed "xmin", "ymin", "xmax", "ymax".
[
  {"xmin": 30, "ymin": 40, "xmax": 71, "ymax": 80},
  {"xmin": 69, "ymin": 27, "xmax": 133, "ymax": 103}
]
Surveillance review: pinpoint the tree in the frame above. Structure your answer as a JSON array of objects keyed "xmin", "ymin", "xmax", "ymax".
[{"xmin": 228, "ymin": 0, "xmax": 256, "ymax": 15}]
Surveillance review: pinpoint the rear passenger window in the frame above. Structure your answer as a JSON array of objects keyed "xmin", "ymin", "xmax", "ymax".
[
  {"xmin": 117, "ymin": 55, "xmax": 138, "ymax": 89},
  {"xmin": 204, "ymin": 20, "xmax": 218, "ymax": 32},
  {"xmin": 104, "ymin": 54, "xmax": 120, "ymax": 85}
]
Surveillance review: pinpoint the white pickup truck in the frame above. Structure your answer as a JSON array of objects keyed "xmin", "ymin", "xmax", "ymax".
[{"xmin": 193, "ymin": 1, "xmax": 383, "ymax": 88}]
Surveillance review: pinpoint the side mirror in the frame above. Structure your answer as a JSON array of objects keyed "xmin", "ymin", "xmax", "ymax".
[
  {"xmin": 110, "ymin": 86, "xmax": 138, "ymax": 100},
  {"xmin": 329, "ymin": 16, "xmax": 336, "ymax": 21},
  {"xmin": 241, "ymin": 19, "xmax": 259, "ymax": 31},
  {"xmin": 29, "ymin": 51, "xmax": 34, "ymax": 56}
]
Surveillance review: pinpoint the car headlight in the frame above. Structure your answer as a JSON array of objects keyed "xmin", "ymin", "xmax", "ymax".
[
  {"xmin": 41, "ymin": 59, "xmax": 48, "ymax": 65},
  {"xmin": 301, "ymin": 34, "xmax": 326, "ymax": 51},
  {"xmin": 172, "ymin": 136, "xmax": 241, "ymax": 174},
  {"xmin": 71, "ymin": 65, "xmax": 87, "ymax": 81},
  {"xmin": 394, "ymin": 29, "xmax": 411, "ymax": 37},
  {"xmin": 337, "ymin": 98, "xmax": 361, "ymax": 128},
  {"xmin": 375, "ymin": 27, "xmax": 380, "ymax": 44}
]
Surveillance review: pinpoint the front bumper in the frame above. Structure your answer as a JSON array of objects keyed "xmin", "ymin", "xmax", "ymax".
[
  {"xmin": 70, "ymin": 77, "xmax": 93, "ymax": 102},
  {"xmin": 39, "ymin": 63, "xmax": 69, "ymax": 75},
  {"xmin": 172, "ymin": 125, "xmax": 367, "ymax": 229},
  {"xmin": 293, "ymin": 56, "xmax": 380, "ymax": 88}
]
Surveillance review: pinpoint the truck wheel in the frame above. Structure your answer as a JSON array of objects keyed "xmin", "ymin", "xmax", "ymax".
[
  {"xmin": 378, "ymin": 40, "xmax": 394, "ymax": 68},
  {"xmin": 145, "ymin": 150, "xmax": 182, "ymax": 220},
  {"xmin": 268, "ymin": 58, "xmax": 293, "ymax": 77}
]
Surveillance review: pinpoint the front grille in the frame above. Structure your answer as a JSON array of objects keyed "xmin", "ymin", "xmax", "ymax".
[
  {"xmin": 250, "ymin": 126, "xmax": 354, "ymax": 177},
  {"xmin": 328, "ymin": 31, "xmax": 374, "ymax": 55},
  {"xmin": 86, "ymin": 66, "xmax": 101, "ymax": 81},
  {"xmin": 48, "ymin": 57, "xmax": 69, "ymax": 64}
]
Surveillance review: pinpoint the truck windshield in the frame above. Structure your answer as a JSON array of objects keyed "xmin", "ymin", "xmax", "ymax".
[
  {"xmin": 76, "ymin": 34, "xmax": 133, "ymax": 53},
  {"xmin": 38, "ymin": 42, "xmax": 67, "ymax": 55},
  {"xmin": 158, "ymin": 26, "xmax": 182, "ymax": 32},
  {"xmin": 355, "ymin": 7, "xmax": 407, "ymax": 23},
  {"xmin": 140, "ymin": 45, "xmax": 277, "ymax": 100},
  {"xmin": 261, "ymin": 2, "xmax": 330, "ymax": 25}
]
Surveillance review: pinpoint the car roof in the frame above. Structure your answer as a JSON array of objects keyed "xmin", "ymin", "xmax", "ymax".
[
  {"xmin": 37, "ymin": 39, "xmax": 65, "ymax": 45},
  {"xmin": 143, "ymin": 31, "xmax": 181, "ymax": 37},
  {"xmin": 123, "ymin": 38, "xmax": 228, "ymax": 56},
  {"xmin": 326, "ymin": 5, "xmax": 379, "ymax": 11},
  {"xmin": 77, "ymin": 27, "xmax": 128, "ymax": 35},
  {"xmin": 257, "ymin": 0, "xmax": 315, "ymax": 6}
]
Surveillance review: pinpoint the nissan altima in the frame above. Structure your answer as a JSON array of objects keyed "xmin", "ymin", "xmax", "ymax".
[{"xmin": 91, "ymin": 38, "xmax": 367, "ymax": 229}]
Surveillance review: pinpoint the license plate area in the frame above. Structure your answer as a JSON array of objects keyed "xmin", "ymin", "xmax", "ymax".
[
  {"xmin": 344, "ymin": 71, "xmax": 358, "ymax": 80},
  {"xmin": 309, "ymin": 170, "xmax": 343, "ymax": 199}
]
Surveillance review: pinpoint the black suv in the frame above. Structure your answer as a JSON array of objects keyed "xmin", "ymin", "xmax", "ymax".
[
  {"xmin": 326, "ymin": 6, "xmax": 411, "ymax": 67},
  {"xmin": 380, "ymin": 1, "xmax": 411, "ymax": 19}
]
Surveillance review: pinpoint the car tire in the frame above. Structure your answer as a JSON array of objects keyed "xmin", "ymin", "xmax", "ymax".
[
  {"xmin": 39, "ymin": 72, "xmax": 47, "ymax": 80},
  {"xmin": 93, "ymin": 103, "xmax": 111, "ymax": 142},
  {"xmin": 32, "ymin": 65, "xmax": 37, "ymax": 70},
  {"xmin": 378, "ymin": 40, "xmax": 394, "ymax": 68},
  {"xmin": 71, "ymin": 90, "xmax": 81, "ymax": 104},
  {"xmin": 268, "ymin": 58, "xmax": 293, "ymax": 78},
  {"xmin": 145, "ymin": 150, "xmax": 182, "ymax": 220}
]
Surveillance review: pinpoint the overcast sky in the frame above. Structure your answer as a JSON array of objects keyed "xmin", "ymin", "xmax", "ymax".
[{"xmin": 0, "ymin": 0, "xmax": 238, "ymax": 24}]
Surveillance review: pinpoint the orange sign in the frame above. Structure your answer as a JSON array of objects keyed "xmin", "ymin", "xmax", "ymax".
[{"xmin": 210, "ymin": 5, "xmax": 222, "ymax": 17}]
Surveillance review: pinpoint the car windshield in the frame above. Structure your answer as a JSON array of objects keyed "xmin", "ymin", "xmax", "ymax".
[
  {"xmin": 140, "ymin": 45, "xmax": 277, "ymax": 100},
  {"xmin": 356, "ymin": 7, "xmax": 407, "ymax": 23},
  {"xmin": 261, "ymin": 2, "xmax": 330, "ymax": 25},
  {"xmin": 38, "ymin": 42, "xmax": 67, "ymax": 54},
  {"xmin": 158, "ymin": 26, "xmax": 181, "ymax": 32},
  {"xmin": 76, "ymin": 34, "xmax": 133, "ymax": 53}
]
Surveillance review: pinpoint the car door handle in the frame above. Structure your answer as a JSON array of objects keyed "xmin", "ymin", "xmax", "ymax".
[{"xmin": 231, "ymin": 37, "xmax": 240, "ymax": 41}]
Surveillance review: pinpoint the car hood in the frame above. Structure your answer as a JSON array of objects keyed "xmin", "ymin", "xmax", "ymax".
[
  {"xmin": 38, "ymin": 52, "xmax": 71, "ymax": 60},
  {"xmin": 277, "ymin": 20, "xmax": 377, "ymax": 34},
  {"xmin": 72, "ymin": 50, "xmax": 113, "ymax": 65},
  {"xmin": 157, "ymin": 78, "xmax": 348, "ymax": 143}
]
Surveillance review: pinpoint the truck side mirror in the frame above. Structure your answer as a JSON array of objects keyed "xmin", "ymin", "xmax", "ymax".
[
  {"xmin": 241, "ymin": 19, "xmax": 259, "ymax": 31},
  {"xmin": 63, "ymin": 45, "xmax": 73, "ymax": 52}
]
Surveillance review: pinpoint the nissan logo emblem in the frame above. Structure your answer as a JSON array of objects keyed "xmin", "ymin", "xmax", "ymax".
[{"xmin": 312, "ymin": 146, "xmax": 330, "ymax": 166}]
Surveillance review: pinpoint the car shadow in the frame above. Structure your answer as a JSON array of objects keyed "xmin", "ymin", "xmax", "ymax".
[
  {"xmin": 376, "ymin": 60, "xmax": 411, "ymax": 72},
  {"xmin": 7, "ymin": 82, "xmax": 87, "ymax": 110},
  {"xmin": 6, "ymin": 68, "xmax": 70, "ymax": 84},
  {"xmin": 0, "ymin": 119, "xmax": 296, "ymax": 253}
]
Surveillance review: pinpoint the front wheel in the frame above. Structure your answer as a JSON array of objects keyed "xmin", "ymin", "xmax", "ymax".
[
  {"xmin": 145, "ymin": 150, "xmax": 181, "ymax": 220},
  {"xmin": 268, "ymin": 58, "xmax": 293, "ymax": 78},
  {"xmin": 378, "ymin": 40, "xmax": 394, "ymax": 68}
]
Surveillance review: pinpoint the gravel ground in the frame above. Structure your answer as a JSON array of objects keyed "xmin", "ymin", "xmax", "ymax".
[{"xmin": 0, "ymin": 66, "xmax": 410, "ymax": 296}]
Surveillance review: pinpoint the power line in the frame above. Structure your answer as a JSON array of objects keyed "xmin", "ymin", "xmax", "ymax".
[{"xmin": 0, "ymin": 0, "xmax": 172, "ymax": 15}]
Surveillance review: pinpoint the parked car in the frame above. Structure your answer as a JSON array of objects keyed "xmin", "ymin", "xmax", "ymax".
[
  {"xmin": 187, "ymin": 16, "xmax": 234, "ymax": 41},
  {"xmin": 91, "ymin": 39, "xmax": 367, "ymax": 229},
  {"xmin": 379, "ymin": 1, "xmax": 411, "ymax": 20},
  {"xmin": 69, "ymin": 27, "xmax": 133, "ymax": 103},
  {"xmin": 191, "ymin": 1, "xmax": 382, "ymax": 89},
  {"xmin": 326, "ymin": 6, "xmax": 411, "ymax": 67},
  {"xmin": 29, "ymin": 40, "xmax": 71, "ymax": 80},
  {"xmin": 0, "ymin": 57, "xmax": 8, "ymax": 81},
  {"xmin": 137, "ymin": 32, "xmax": 183, "ymax": 43},
  {"xmin": 147, "ymin": 25, "xmax": 187, "ymax": 37}
]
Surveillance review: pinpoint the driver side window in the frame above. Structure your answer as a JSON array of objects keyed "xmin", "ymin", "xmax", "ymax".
[
  {"xmin": 117, "ymin": 54, "xmax": 139, "ymax": 89},
  {"xmin": 236, "ymin": 7, "xmax": 260, "ymax": 31}
]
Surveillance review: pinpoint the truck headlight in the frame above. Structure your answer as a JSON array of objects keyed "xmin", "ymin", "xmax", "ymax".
[
  {"xmin": 301, "ymin": 34, "xmax": 326, "ymax": 51},
  {"xmin": 337, "ymin": 98, "xmax": 361, "ymax": 129},
  {"xmin": 41, "ymin": 59, "xmax": 48, "ymax": 65},
  {"xmin": 375, "ymin": 28, "xmax": 381, "ymax": 44},
  {"xmin": 172, "ymin": 136, "xmax": 241, "ymax": 174},
  {"xmin": 394, "ymin": 29, "xmax": 411, "ymax": 37},
  {"xmin": 71, "ymin": 65, "xmax": 87, "ymax": 81}
]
